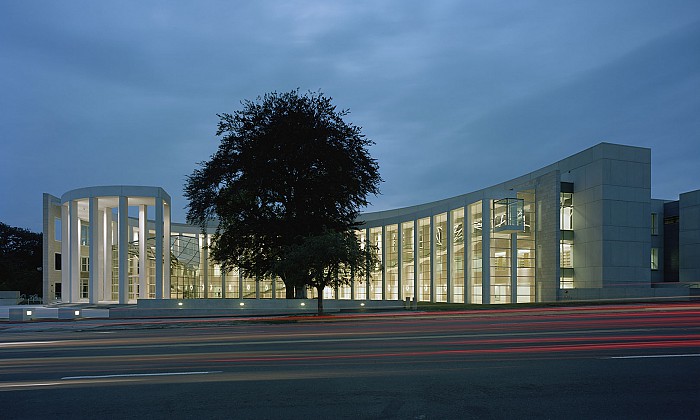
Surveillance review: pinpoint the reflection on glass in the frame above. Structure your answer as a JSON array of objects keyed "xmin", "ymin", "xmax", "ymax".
[
  {"xmin": 517, "ymin": 190, "xmax": 536, "ymax": 302},
  {"xmin": 434, "ymin": 213, "xmax": 447, "ymax": 302},
  {"xmin": 418, "ymin": 218, "xmax": 431, "ymax": 302},
  {"xmin": 452, "ymin": 208, "xmax": 465, "ymax": 303},
  {"xmin": 470, "ymin": 201, "xmax": 483, "ymax": 304},
  {"xmin": 354, "ymin": 230, "xmax": 367, "ymax": 300},
  {"xmin": 386, "ymin": 224, "xmax": 399, "ymax": 300},
  {"xmin": 401, "ymin": 221, "xmax": 414, "ymax": 300},
  {"xmin": 370, "ymin": 227, "xmax": 383, "ymax": 300}
]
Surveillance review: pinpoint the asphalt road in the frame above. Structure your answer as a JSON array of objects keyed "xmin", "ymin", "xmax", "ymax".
[{"xmin": 1, "ymin": 303, "xmax": 700, "ymax": 419}]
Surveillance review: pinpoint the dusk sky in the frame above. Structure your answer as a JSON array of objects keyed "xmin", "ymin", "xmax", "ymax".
[{"xmin": 2, "ymin": 1, "xmax": 699, "ymax": 232}]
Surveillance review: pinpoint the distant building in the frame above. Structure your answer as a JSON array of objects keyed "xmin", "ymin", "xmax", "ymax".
[{"xmin": 42, "ymin": 143, "xmax": 700, "ymax": 304}]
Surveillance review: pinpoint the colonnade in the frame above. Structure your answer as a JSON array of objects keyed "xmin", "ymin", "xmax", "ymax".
[{"xmin": 59, "ymin": 186, "xmax": 171, "ymax": 304}]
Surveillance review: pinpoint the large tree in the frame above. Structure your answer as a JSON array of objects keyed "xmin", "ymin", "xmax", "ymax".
[
  {"xmin": 0, "ymin": 222, "xmax": 42, "ymax": 297},
  {"xmin": 185, "ymin": 90, "xmax": 381, "ymax": 298}
]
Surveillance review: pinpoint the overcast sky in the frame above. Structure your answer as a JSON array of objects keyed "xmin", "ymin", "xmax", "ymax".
[{"xmin": 2, "ymin": 1, "xmax": 699, "ymax": 232}]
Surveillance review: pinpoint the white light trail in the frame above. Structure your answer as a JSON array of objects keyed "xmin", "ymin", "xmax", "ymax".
[
  {"xmin": 61, "ymin": 371, "xmax": 223, "ymax": 380},
  {"xmin": 605, "ymin": 354, "xmax": 700, "ymax": 359}
]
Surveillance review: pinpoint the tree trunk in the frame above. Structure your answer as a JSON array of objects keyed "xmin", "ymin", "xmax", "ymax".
[
  {"xmin": 285, "ymin": 284, "xmax": 295, "ymax": 299},
  {"xmin": 316, "ymin": 286, "xmax": 324, "ymax": 315}
]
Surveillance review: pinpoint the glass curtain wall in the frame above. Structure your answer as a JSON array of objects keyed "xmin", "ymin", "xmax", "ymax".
[
  {"xmin": 209, "ymin": 264, "xmax": 223, "ymax": 298},
  {"xmin": 451, "ymin": 208, "xmax": 465, "ymax": 303},
  {"xmin": 433, "ymin": 213, "xmax": 447, "ymax": 302},
  {"xmin": 470, "ymin": 202, "xmax": 483, "ymax": 304},
  {"xmin": 242, "ymin": 276, "xmax": 256, "ymax": 298},
  {"xmin": 145, "ymin": 234, "xmax": 156, "ymax": 299},
  {"xmin": 517, "ymin": 190, "xmax": 536, "ymax": 302},
  {"xmin": 128, "ymin": 237, "xmax": 139, "ymax": 300},
  {"xmin": 369, "ymin": 227, "xmax": 383, "ymax": 300},
  {"xmin": 225, "ymin": 268, "xmax": 240, "ymax": 298},
  {"xmin": 401, "ymin": 221, "xmax": 414, "ymax": 301},
  {"xmin": 338, "ymin": 272, "xmax": 352, "ymax": 299},
  {"xmin": 274, "ymin": 278, "xmax": 286, "ymax": 299},
  {"xmin": 490, "ymin": 227, "xmax": 511, "ymax": 304},
  {"xmin": 260, "ymin": 278, "xmax": 273, "ymax": 298},
  {"xmin": 354, "ymin": 230, "xmax": 367, "ymax": 300},
  {"xmin": 111, "ymin": 246, "xmax": 119, "ymax": 301},
  {"xmin": 170, "ymin": 234, "xmax": 201, "ymax": 299},
  {"xmin": 418, "ymin": 218, "xmax": 431, "ymax": 301},
  {"xmin": 386, "ymin": 224, "xmax": 399, "ymax": 300}
]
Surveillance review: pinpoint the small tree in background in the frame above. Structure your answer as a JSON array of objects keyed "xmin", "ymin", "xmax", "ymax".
[
  {"xmin": 0, "ymin": 222, "xmax": 42, "ymax": 297},
  {"xmin": 185, "ymin": 89, "xmax": 381, "ymax": 299},
  {"xmin": 276, "ymin": 230, "xmax": 378, "ymax": 314}
]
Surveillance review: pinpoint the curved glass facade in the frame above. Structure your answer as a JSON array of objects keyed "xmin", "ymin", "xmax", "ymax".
[{"xmin": 47, "ymin": 143, "xmax": 690, "ymax": 305}]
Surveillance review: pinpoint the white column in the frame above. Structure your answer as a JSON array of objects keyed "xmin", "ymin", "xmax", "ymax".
[
  {"xmin": 511, "ymin": 232, "xmax": 518, "ymax": 304},
  {"xmin": 103, "ymin": 208, "xmax": 113, "ymax": 301},
  {"xmin": 221, "ymin": 270, "xmax": 226, "ymax": 299},
  {"xmin": 155, "ymin": 197, "xmax": 164, "ymax": 300},
  {"xmin": 96, "ymin": 208, "xmax": 104, "ymax": 302},
  {"xmin": 381, "ymin": 225, "xmax": 386, "ymax": 300},
  {"xmin": 413, "ymin": 220, "xmax": 418, "ymax": 303},
  {"xmin": 365, "ymin": 228, "xmax": 370, "ymax": 299},
  {"xmin": 482, "ymin": 199, "xmax": 491, "ymax": 304},
  {"xmin": 163, "ymin": 202, "xmax": 171, "ymax": 299},
  {"xmin": 69, "ymin": 200, "xmax": 79, "ymax": 303},
  {"xmin": 138, "ymin": 204, "xmax": 147, "ymax": 300},
  {"xmin": 397, "ymin": 223, "xmax": 403, "ymax": 301},
  {"xmin": 61, "ymin": 203, "xmax": 70, "ymax": 303},
  {"xmin": 429, "ymin": 216, "xmax": 435, "ymax": 303},
  {"xmin": 201, "ymin": 234, "xmax": 208, "ymax": 299},
  {"xmin": 465, "ymin": 205, "xmax": 472, "ymax": 304},
  {"xmin": 447, "ymin": 210, "xmax": 453, "ymax": 303},
  {"xmin": 118, "ymin": 196, "xmax": 129, "ymax": 304},
  {"xmin": 88, "ymin": 197, "xmax": 99, "ymax": 304}
]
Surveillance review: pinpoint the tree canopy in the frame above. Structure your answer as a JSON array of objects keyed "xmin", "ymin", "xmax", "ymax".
[
  {"xmin": 185, "ymin": 89, "xmax": 381, "ymax": 300},
  {"xmin": 0, "ymin": 222, "xmax": 42, "ymax": 297}
]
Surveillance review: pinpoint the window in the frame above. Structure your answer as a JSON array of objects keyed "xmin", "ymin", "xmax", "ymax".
[
  {"xmin": 560, "ymin": 241, "xmax": 573, "ymax": 268},
  {"xmin": 81, "ymin": 256, "xmax": 90, "ymax": 272},
  {"xmin": 54, "ymin": 253, "xmax": 62, "ymax": 270},
  {"xmin": 651, "ymin": 248, "xmax": 659, "ymax": 270},
  {"xmin": 418, "ymin": 218, "xmax": 431, "ymax": 302},
  {"xmin": 385, "ymin": 224, "xmax": 398, "ymax": 301},
  {"xmin": 369, "ymin": 227, "xmax": 383, "ymax": 300},
  {"xmin": 80, "ymin": 222, "xmax": 89, "ymax": 246},
  {"xmin": 451, "ymin": 208, "xmax": 465, "ymax": 303},
  {"xmin": 560, "ymin": 193, "xmax": 573, "ymax": 230},
  {"xmin": 401, "ymin": 221, "xmax": 414, "ymax": 300},
  {"xmin": 54, "ymin": 218, "xmax": 62, "ymax": 241},
  {"xmin": 651, "ymin": 213, "xmax": 658, "ymax": 235},
  {"xmin": 560, "ymin": 269, "xmax": 574, "ymax": 289},
  {"xmin": 433, "ymin": 213, "xmax": 447, "ymax": 302}
]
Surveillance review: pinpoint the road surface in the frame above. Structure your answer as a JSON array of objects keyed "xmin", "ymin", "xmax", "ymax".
[{"xmin": 1, "ymin": 303, "xmax": 700, "ymax": 419}]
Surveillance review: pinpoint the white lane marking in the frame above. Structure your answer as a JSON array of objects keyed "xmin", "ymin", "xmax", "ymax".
[
  {"xmin": 0, "ymin": 382, "xmax": 63, "ymax": 389},
  {"xmin": 605, "ymin": 353, "xmax": 700, "ymax": 359},
  {"xmin": 61, "ymin": 371, "xmax": 223, "ymax": 380},
  {"xmin": 0, "ymin": 341, "xmax": 62, "ymax": 347}
]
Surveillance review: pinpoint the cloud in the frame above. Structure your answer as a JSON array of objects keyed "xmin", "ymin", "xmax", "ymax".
[{"xmin": 1, "ymin": 1, "xmax": 699, "ymax": 230}]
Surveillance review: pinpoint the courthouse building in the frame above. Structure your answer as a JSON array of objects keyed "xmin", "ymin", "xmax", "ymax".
[{"xmin": 42, "ymin": 143, "xmax": 700, "ymax": 305}]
